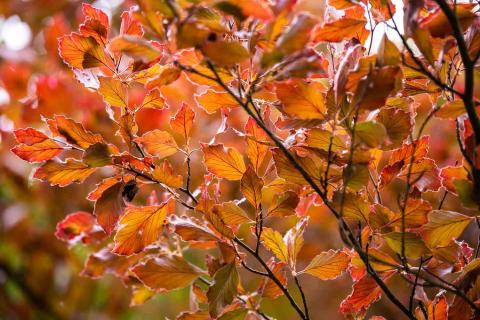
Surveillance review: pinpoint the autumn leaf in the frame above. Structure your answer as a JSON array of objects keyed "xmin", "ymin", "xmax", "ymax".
[
  {"xmin": 93, "ymin": 180, "xmax": 125, "ymax": 235},
  {"xmin": 384, "ymin": 232, "xmax": 428, "ymax": 259},
  {"xmin": 120, "ymin": 9, "xmax": 143, "ymax": 37},
  {"xmin": 34, "ymin": 159, "xmax": 97, "ymax": 187},
  {"xmin": 422, "ymin": 210, "xmax": 472, "ymax": 248},
  {"xmin": 141, "ymin": 89, "xmax": 166, "ymax": 109},
  {"xmin": 201, "ymin": 40, "xmax": 250, "ymax": 67},
  {"xmin": 300, "ymin": 250, "xmax": 351, "ymax": 280},
  {"xmin": 258, "ymin": 259, "xmax": 287, "ymax": 300},
  {"xmin": 113, "ymin": 202, "xmax": 172, "ymax": 255},
  {"xmin": 212, "ymin": 202, "xmax": 251, "ymax": 225},
  {"xmin": 260, "ymin": 227, "xmax": 289, "ymax": 264},
  {"xmin": 79, "ymin": 3, "xmax": 109, "ymax": 45},
  {"xmin": 132, "ymin": 255, "xmax": 203, "ymax": 292},
  {"xmin": 202, "ymin": 144, "xmax": 246, "ymax": 180},
  {"xmin": 59, "ymin": 32, "xmax": 114, "ymax": 70},
  {"xmin": 313, "ymin": 7, "xmax": 368, "ymax": 44},
  {"xmin": 275, "ymin": 80, "xmax": 327, "ymax": 120},
  {"xmin": 52, "ymin": 115, "xmax": 104, "ymax": 149},
  {"xmin": 244, "ymin": 117, "xmax": 271, "ymax": 175},
  {"xmin": 135, "ymin": 130, "xmax": 178, "ymax": 158},
  {"xmin": 170, "ymin": 216, "xmax": 219, "ymax": 242},
  {"xmin": 207, "ymin": 262, "xmax": 239, "ymax": 317},
  {"xmin": 267, "ymin": 191, "xmax": 299, "ymax": 217},
  {"xmin": 195, "ymin": 89, "xmax": 239, "ymax": 114},
  {"xmin": 340, "ymin": 272, "xmax": 394, "ymax": 315},
  {"xmin": 240, "ymin": 166, "xmax": 263, "ymax": 209},
  {"xmin": 81, "ymin": 248, "xmax": 144, "ymax": 279},
  {"xmin": 170, "ymin": 103, "xmax": 195, "ymax": 142},
  {"xmin": 152, "ymin": 160, "xmax": 183, "ymax": 189},
  {"xmin": 98, "ymin": 77, "xmax": 127, "ymax": 109},
  {"xmin": 109, "ymin": 35, "xmax": 162, "ymax": 63},
  {"xmin": 12, "ymin": 128, "xmax": 63, "ymax": 162},
  {"xmin": 55, "ymin": 211, "xmax": 96, "ymax": 243}
]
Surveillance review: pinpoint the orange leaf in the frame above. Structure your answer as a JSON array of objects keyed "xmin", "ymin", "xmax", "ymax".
[
  {"xmin": 244, "ymin": 117, "xmax": 271, "ymax": 175},
  {"xmin": 135, "ymin": 129, "xmax": 178, "ymax": 158},
  {"xmin": 170, "ymin": 216, "xmax": 219, "ymax": 242},
  {"xmin": 201, "ymin": 40, "xmax": 250, "ymax": 67},
  {"xmin": 12, "ymin": 129, "xmax": 63, "ymax": 163},
  {"xmin": 152, "ymin": 160, "xmax": 183, "ymax": 189},
  {"xmin": 212, "ymin": 202, "xmax": 251, "ymax": 225},
  {"xmin": 195, "ymin": 89, "xmax": 239, "ymax": 114},
  {"xmin": 300, "ymin": 250, "xmax": 351, "ymax": 280},
  {"xmin": 33, "ymin": 159, "xmax": 96, "ymax": 187},
  {"xmin": 202, "ymin": 144, "xmax": 246, "ymax": 180},
  {"xmin": 79, "ymin": 3, "xmax": 109, "ymax": 45},
  {"xmin": 109, "ymin": 35, "xmax": 162, "ymax": 63},
  {"xmin": 59, "ymin": 32, "xmax": 114, "ymax": 70},
  {"xmin": 340, "ymin": 272, "xmax": 395, "ymax": 315},
  {"xmin": 275, "ymin": 80, "xmax": 327, "ymax": 120},
  {"xmin": 113, "ymin": 202, "xmax": 172, "ymax": 255},
  {"xmin": 313, "ymin": 7, "xmax": 368, "ymax": 44},
  {"xmin": 132, "ymin": 255, "xmax": 202, "ymax": 292},
  {"xmin": 170, "ymin": 103, "xmax": 195, "ymax": 142},
  {"xmin": 267, "ymin": 191, "xmax": 299, "ymax": 217},
  {"xmin": 120, "ymin": 9, "xmax": 143, "ymax": 37},
  {"xmin": 141, "ymin": 89, "xmax": 166, "ymax": 109},
  {"xmin": 52, "ymin": 115, "xmax": 104, "ymax": 149},
  {"xmin": 55, "ymin": 211, "xmax": 96, "ymax": 243},
  {"xmin": 240, "ymin": 166, "xmax": 264, "ymax": 209},
  {"xmin": 93, "ymin": 180, "xmax": 125, "ymax": 234}
]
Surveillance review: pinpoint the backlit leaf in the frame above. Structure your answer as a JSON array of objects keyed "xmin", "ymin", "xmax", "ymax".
[
  {"xmin": 275, "ymin": 80, "xmax": 327, "ymax": 120},
  {"xmin": 152, "ymin": 160, "xmax": 183, "ymax": 189},
  {"xmin": 195, "ymin": 90, "xmax": 239, "ymax": 114},
  {"xmin": 300, "ymin": 250, "xmax": 350, "ymax": 280},
  {"xmin": 113, "ymin": 202, "xmax": 172, "ymax": 255},
  {"xmin": 135, "ymin": 130, "xmax": 178, "ymax": 159},
  {"xmin": 201, "ymin": 40, "xmax": 250, "ymax": 67},
  {"xmin": 212, "ymin": 202, "xmax": 251, "ymax": 225},
  {"xmin": 93, "ymin": 180, "xmax": 125, "ymax": 234},
  {"xmin": 34, "ymin": 159, "xmax": 96, "ymax": 187},
  {"xmin": 133, "ymin": 255, "xmax": 202, "ymax": 292},
  {"xmin": 202, "ymin": 144, "xmax": 246, "ymax": 180},
  {"xmin": 261, "ymin": 227, "xmax": 289, "ymax": 264},
  {"xmin": 240, "ymin": 166, "xmax": 263, "ymax": 209},
  {"xmin": 52, "ymin": 115, "xmax": 104, "ymax": 149},
  {"xmin": 384, "ymin": 232, "xmax": 428, "ymax": 259},
  {"xmin": 267, "ymin": 191, "xmax": 299, "ymax": 217},
  {"xmin": 422, "ymin": 210, "xmax": 472, "ymax": 248},
  {"xmin": 98, "ymin": 77, "xmax": 127, "ymax": 109},
  {"xmin": 170, "ymin": 103, "xmax": 195, "ymax": 142},
  {"xmin": 59, "ymin": 33, "xmax": 114, "ymax": 70}
]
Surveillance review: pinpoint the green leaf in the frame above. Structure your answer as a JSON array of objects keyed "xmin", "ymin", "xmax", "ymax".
[{"xmin": 207, "ymin": 262, "xmax": 239, "ymax": 317}]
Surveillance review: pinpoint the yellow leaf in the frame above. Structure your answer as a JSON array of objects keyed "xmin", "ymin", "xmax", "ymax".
[
  {"xmin": 384, "ymin": 232, "xmax": 428, "ymax": 259},
  {"xmin": 301, "ymin": 250, "xmax": 350, "ymax": 280},
  {"xmin": 98, "ymin": 77, "xmax": 127, "ymax": 109},
  {"xmin": 422, "ymin": 210, "xmax": 472, "ymax": 248},
  {"xmin": 260, "ymin": 227, "xmax": 289, "ymax": 264},
  {"xmin": 244, "ymin": 117, "xmax": 271, "ymax": 175},
  {"xmin": 141, "ymin": 89, "xmax": 166, "ymax": 109},
  {"xmin": 202, "ymin": 144, "xmax": 246, "ymax": 180},
  {"xmin": 152, "ymin": 160, "xmax": 183, "ymax": 189},
  {"xmin": 113, "ymin": 203, "xmax": 172, "ymax": 255},
  {"xmin": 212, "ymin": 202, "xmax": 251, "ymax": 225},
  {"xmin": 135, "ymin": 130, "xmax": 178, "ymax": 158}
]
